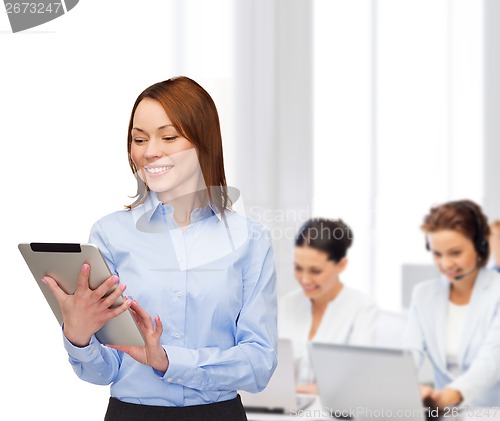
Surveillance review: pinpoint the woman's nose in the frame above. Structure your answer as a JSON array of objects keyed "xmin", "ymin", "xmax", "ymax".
[
  {"xmin": 144, "ymin": 138, "xmax": 163, "ymax": 159},
  {"xmin": 300, "ymin": 274, "xmax": 312, "ymax": 285},
  {"xmin": 440, "ymin": 256, "xmax": 454, "ymax": 270}
]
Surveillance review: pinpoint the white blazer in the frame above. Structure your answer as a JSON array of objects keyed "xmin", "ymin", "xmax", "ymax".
[
  {"xmin": 404, "ymin": 268, "xmax": 500, "ymax": 407},
  {"xmin": 279, "ymin": 286, "xmax": 378, "ymax": 385}
]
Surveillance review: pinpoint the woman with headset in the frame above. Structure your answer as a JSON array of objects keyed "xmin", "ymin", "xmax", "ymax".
[{"xmin": 404, "ymin": 199, "xmax": 500, "ymax": 409}]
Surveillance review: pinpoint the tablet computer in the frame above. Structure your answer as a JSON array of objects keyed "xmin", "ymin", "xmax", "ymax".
[{"xmin": 18, "ymin": 242, "xmax": 145, "ymax": 346}]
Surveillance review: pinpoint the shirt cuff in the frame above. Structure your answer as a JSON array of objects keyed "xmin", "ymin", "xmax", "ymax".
[
  {"xmin": 152, "ymin": 367, "xmax": 166, "ymax": 377},
  {"xmin": 159, "ymin": 346, "xmax": 197, "ymax": 386},
  {"xmin": 63, "ymin": 332, "xmax": 102, "ymax": 363}
]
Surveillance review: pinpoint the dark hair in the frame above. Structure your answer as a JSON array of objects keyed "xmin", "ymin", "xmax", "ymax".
[
  {"xmin": 126, "ymin": 76, "xmax": 229, "ymax": 212},
  {"xmin": 421, "ymin": 199, "xmax": 490, "ymax": 266},
  {"xmin": 295, "ymin": 218, "xmax": 353, "ymax": 263}
]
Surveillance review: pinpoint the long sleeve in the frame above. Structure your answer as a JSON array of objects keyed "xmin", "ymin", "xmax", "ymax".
[
  {"xmin": 64, "ymin": 334, "xmax": 122, "ymax": 385},
  {"xmin": 63, "ymin": 202, "xmax": 278, "ymax": 406},
  {"xmin": 160, "ymin": 227, "xmax": 278, "ymax": 392},
  {"xmin": 447, "ymin": 294, "xmax": 500, "ymax": 405},
  {"xmin": 61, "ymin": 221, "xmax": 123, "ymax": 385},
  {"xmin": 402, "ymin": 271, "xmax": 500, "ymax": 407}
]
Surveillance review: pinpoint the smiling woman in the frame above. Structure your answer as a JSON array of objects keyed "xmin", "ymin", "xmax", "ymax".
[
  {"xmin": 404, "ymin": 199, "xmax": 500, "ymax": 410},
  {"xmin": 129, "ymin": 98, "xmax": 206, "ymax": 222},
  {"xmin": 41, "ymin": 76, "xmax": 278, "ymax": 421},
  {"xmin": 278, "ymin": 217, "xmax": 379, "ymax": 395},
  {"xmin": 126, "ymin": 77, "xmax": 229, "ymax": 216}
]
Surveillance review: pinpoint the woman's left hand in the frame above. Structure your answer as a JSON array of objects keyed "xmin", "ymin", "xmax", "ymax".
[
  {"xmin": 431, "ymin": 387, "xmax": 463, "ymax": 409},
  {"xmin": 107, "ymin": 300, "xmax": 169, "ymax": 373},
  {"xmin": 296, "ymin": 383, "xmax": 318, "ymax": 395}
]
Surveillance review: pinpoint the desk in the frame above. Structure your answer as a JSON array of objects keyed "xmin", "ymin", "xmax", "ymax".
[
  {"xmin": 246, "ymin": 397, "xmax": 329, "ymax": 421},
  {"xmin": 246, "ymin": 397, "xmax": 500, "ymax": 421}
]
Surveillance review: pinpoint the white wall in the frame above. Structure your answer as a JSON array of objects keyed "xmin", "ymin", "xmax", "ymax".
[
  {"xmin": 483, "ymin": 0, "xmax": 500, "ymax": 221},
  {"xmin": 233, "ymin": 0, "xmax": 313, "ymax": 298}
]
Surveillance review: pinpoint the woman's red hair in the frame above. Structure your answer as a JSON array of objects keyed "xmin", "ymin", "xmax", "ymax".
[{"xmin": 126, "ymin": 76, "xmax": 229, "ymax": 212}]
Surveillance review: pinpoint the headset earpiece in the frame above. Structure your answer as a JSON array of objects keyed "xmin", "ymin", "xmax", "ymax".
[{"xmin": 423, "ymin": 201, "xmax": 489, "ymax": 261}]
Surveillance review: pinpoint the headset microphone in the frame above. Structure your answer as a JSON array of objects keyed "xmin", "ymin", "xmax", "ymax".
[{"xmin": 454, "ymin": 268, "xmax": 477, "ymax": 281}]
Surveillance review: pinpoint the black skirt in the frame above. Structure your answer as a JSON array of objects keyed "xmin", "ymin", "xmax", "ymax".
[{"xmin": 104, "ymin": 395, "xmax": 248, "ymax": 421}]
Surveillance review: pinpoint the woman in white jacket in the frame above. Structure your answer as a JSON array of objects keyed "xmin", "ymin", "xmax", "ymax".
[
  {"xmin": 279, "ymin": 218, "xmax": 378, "ymax": 394},
  {"xmin": 404, "ymin": 199, "xmax": 500, "ymax": 409}
]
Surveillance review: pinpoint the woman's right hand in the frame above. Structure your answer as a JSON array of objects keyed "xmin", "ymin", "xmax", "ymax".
[
  {"xmin": 296, "ymin": 383, "xmax": 318, "ymax": 395},
  {"xmin": 42, "ymin": 263, "xmax": 132, "ymax": 347}
]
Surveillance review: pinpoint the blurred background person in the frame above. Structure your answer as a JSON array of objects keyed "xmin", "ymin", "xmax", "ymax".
[
  {"xmin": 404, "ymin": 199, "xmax": 500, "ymax": 409},
  {"xmin": 489, "ymin": 219, "xmax": 500, "ymax": 272},
  {"xmin": 278, "ymin": 218, "xmax": 378, "ymax": 395}
]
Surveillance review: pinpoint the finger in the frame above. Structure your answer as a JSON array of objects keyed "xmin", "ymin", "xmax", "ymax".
[
  {"xmin": 101, "ymin": 282, "xmax": 126, "ymax": 309},
  {"xmin": 42, "ymin": 276, "xmax": 69, "ymax": 304},
  {"xmin": 93, "ymin": 274, "xmax": 120, "ymax": 300},
  {"xmin": 127, "ymin": 306, "xmax": 151, "ymax": 333},
  {"xmin": 129, "ymin": 300, "xmax": 154, "ymax": 330},
  {"xmin": 107, "ymin": 297, "xmax": 133, "ymax": 319},
  {"xmin": 154, "ymin": 315, "xmax": 163, "ymax": 335},
  {"xmin": 74, "ymin": 263, "xmax": 92, "ymax": 294},
  {"xmin": 129, "ymin": 300, "xmax": 151, "ymax": 319}
]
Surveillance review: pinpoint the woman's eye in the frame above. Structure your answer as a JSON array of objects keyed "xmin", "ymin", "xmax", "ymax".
[
  {"xmin": 133, "ymin": 138, "xmax": 146, "ymax": 144},
  {"xmin": 311, "ymin": 270, "xmax": 322, "ymax": 275},
  {"xmin": 163, "ymin": 136, "xmax": 178, "ymax": 142}
]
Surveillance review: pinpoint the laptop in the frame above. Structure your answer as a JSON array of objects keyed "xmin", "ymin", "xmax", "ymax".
[
  {"xmin": 239, "ymin": 338, "xmax": 315, "ymax": 414},
  {"xmin": 309, "ymin": 343, "xmax": 427, "ymax": 421}
]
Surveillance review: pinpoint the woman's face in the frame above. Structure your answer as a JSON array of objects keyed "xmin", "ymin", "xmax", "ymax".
[
  {"xmin": 130, "ymin": 98, "xmax": 204, "ymax": 202},
  {"xmin": 294, "ymin": 246, "xmax": 347, "ymax": 301},
  {"xmin": 427, "ymin": 229, "xmax": 479, "ymax": 283}
]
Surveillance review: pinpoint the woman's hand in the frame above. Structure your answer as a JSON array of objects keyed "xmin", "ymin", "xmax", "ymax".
[
  {"xmin": 42, "ymin": 263, "xmax": 132, "ymax": 347},
  {"xmin": 420, "ymin": 384, "xmax": 463, "ymax": 410},
  {"xmin": 107, "ymin": 300, "xmax": 169, "ymax": 373},
  {"xmin": 296, "ymin": 383, "xmax": 318, "ymax": 395},
  {"xmin": 430, "ymin": 387, "xmax": 463, "ymax": 409},
  {"xmin": 420, "ymin": 384, "xmax": 436, "ymax": 408}
]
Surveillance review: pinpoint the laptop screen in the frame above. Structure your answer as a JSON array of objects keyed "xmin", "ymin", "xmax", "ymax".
[{"xmin": 309, "ymin": 342, "xmax": 426, "ymax": 421}]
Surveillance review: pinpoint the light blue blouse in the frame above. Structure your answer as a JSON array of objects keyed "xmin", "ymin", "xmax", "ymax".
[{"xmin": 63, "ymin": 193, "xmax": 278, "ymax": 407}]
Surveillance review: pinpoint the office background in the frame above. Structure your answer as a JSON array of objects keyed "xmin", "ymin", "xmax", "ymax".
[{"xmin": 1, "ymin": 0, "xmax": 499, "ymax": 419}]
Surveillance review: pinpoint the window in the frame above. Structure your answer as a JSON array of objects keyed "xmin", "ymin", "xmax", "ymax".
[{"xmin": 313, "ymin": 0, "xmax": 484, "ymax": 310}]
